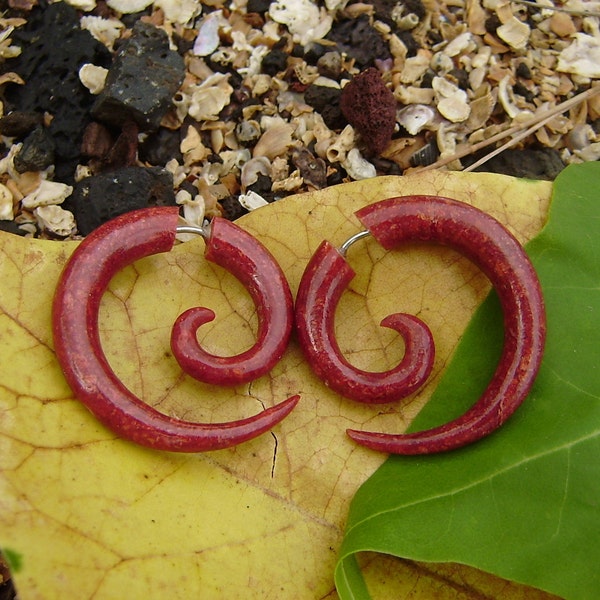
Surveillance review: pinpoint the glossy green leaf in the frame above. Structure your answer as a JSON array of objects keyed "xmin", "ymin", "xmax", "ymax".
[{"xmin": 335, "ymin": 162, "xmax": 600, "ymax": 600}]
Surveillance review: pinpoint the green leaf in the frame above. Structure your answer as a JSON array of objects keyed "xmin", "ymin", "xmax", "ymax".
[{"xmin": 335, "ymin": 162, "xmax": 600, "ymax": 600}]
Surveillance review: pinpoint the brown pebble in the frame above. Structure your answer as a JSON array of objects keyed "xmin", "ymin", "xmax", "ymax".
[
  {"xmin": 340, "ymin": 67, "xmax": 397, "ymax": 155},
  {"xmin": 81, "ymin": 122, "xmax": 114, "ymax": 158},
  {"xmin": 550, "ymin": 12, "xmax": 577, "ymax": 37}
]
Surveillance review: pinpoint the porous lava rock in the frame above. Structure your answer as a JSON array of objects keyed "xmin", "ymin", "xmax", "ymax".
[
  {"xmin": 340, "ymin": 68, "xmax": 397, "ymax": 155},
  {"xmin": 69, "ymin": 166, "xmax": 177, "ymax": 235},
  {"xmin": 4, "ymin": 2, "xmax": 111, "ymax": 182},
  {"xmin": 91, "ymin": 21, "xmax": 185, "ymax": 131},
  {"xmin": 304, "ymin": 85, "xmax": 345, "ymax": 130},
  {"xmin": 0, "ymin": 111, "xmax": 43, "ymax": 138},
  {"xmin": 14, "ymin": 127, "xmax": 55, "ymax": 173},
  {"xmin": 471, "ymin": 148, "xmax": 565, "ymax": 180},
  {"xmin": 326, "ymin": 15, "xmax": 392, "ymax": 68}
]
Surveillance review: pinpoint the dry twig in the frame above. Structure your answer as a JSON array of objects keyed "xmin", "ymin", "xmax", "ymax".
[{"xmin": 412, "ymin": 85, "xmax": 600, "ymax": 174}]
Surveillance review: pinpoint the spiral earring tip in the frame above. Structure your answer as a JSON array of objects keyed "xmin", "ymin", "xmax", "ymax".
[{"xmin": 344, "ymin": 429, "xmax": 431, "ymax": 454}]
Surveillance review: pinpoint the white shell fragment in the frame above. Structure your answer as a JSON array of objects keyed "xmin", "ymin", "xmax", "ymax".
[
  {"xmin": 325, "ymin": 124, "xmax": 355, "ymax": 163},
  {"xmin": 154, "ymin": 0, "xmax": 203, "ymax": 24},
  {"xmin": 432, "ymin": 77, "xmax": 471, "ymax": 123},
  {"xmin": 21, "ymin": 181, "xmax": 74, "ymax": 209},
  {"xmin": 444, "ymin": 32, "xmax": 475, "ymax": 57},
  {"xmin": 269, "ymin": 0, "xmax": 333, "ymax": 46},
  {"xmin": 78, "ymin": 64, "xmax": 109, "ymax": 95},
  {"xmin": 397, "ymin": 104, "xmax": 437, "ymax": 135},
  {"xmin": 106, "ymin": 0, "xmax": 153, "ymax": 13},
  {"xmin": 238, "ymin": 190, "xmax": 269, "ymax": 211},
  {"xmin": 400, "ymin": 53, "xmax": 430, "ymax": 83},
  {"xmin": 193, "ymin": 11, "xmax": 223, "ymax": 57},
  {"xmin": 187, "ymin": 73, "xmax": 234, "ymax": 121},
  {"xmin": 176, "ymin": 190, "xmax": 205, "ymax": 238},
  {"xmin": 253, "ymin": 122, "xmax": 294, "ymax": 159},
  {"xmin": 498, "ymin": 75, "xmax": 532, "ymax": 119},
  {"xmin": 65, "ymin": 0, "xmax": 97, "ymax": 10},
  {"xmin": 497, "ymin": 17, "xmax": 531, "ymax": 51},
  {"xmin": 342, "ymin": 148, "xmax": 376, "ymax": 180},
  {"xmin": 240, "ymin": 156, "xmax": 271, "ymax": 190},
  {"xmin": 34, "ymin": 206, "xmax": 76, "ymax": 237},
  {"xmin": 80, "ymin": 16, "xmax": 125, "ymax": 51},
  {"xmin": 0, "ymin": 182, "xmax": 14, "ymax": 220},
  {"xmin": 325, "ymin": 0, "xmax": 350, "ymax": 10},
  {"xmin": 557, "ymin": 33, "xmax": 600, "ymax": 79}
]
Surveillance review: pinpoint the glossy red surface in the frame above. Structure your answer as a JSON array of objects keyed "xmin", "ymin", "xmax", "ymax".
[
  {"xmin": 171, "ymin": 217, "xmax": 294, "ymax": 386},
  {"xmin": 52, "ymin": 207, "xmax": 298, "ymax": 452},
  {"xmin": 297, "ymin": 196, "xmax": 546, "ymax": 454}
]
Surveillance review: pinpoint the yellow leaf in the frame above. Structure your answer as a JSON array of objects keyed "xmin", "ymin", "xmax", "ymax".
[{"xmin": 1, "ymin": 172, "xmax": 556, "ymax": 599}]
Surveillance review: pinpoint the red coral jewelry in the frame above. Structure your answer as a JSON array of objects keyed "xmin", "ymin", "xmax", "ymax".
[
  {"xmin": 52, "ymin": 207, "xmax": 298, "ymax": 452},
  {"xmin": 295, "ymin": 196, "xmax": 546, "ymax": 454}
]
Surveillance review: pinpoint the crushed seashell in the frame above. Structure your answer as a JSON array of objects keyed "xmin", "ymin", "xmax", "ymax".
[
  {"xmin": 80, "ymin": 16, "xmax": 125, "ymax": 51},
  {"xmin": 164, "ymin": 158, "xmax": 188, "ymax": 187},
  {"xmin": 432, "ymin": 77, "xmax": 471, "ymax": 122},
  {"xmin": 253, "ymin": 122, "xmax": 294, "ymax": 159},
  {"xmin": 0, "ymin": 72, "xmax": 24, "ymax": 86},
  {"xmin": 106, "ymin": 0, "xmax": 153, "ymax": 14},
  {"xmin": 436, "ymin": 123, "xmax": 459, "ymax": 160},
  {"xmin": 180, "ymin": 126, "xmax": 211, "ymax": 166},
  {"xmin": 269, "ymin": 0, "xmax": 333, "ymax": 46},
  {"xmin": 5, "ymin": 0, "xmax": 600, "ymax": 238},
  {"xmin": 325, "ymin": 124, "xmax": 355, "ymax": 164},
  {"xmin": 34, "ymin": 205, "xmax": 76, "ymax": 237},
  {"xmin": 567, "ymin": 123, "xmax": 597, "ymax": 150},
  {"xmin": 0, "ymin": 182, "xmax": 14, "ymax": 220},
  {"xmin": 187, "ymin": 73, "xmax": 234, "ymax": 121},
  {"xmin": 498, "ymin": 75, "xmax": 532, "ymax": 119},
  {"xmin": 573, "ymin": 141, "xmax": 600, "ymax": 162},
  {"xmin": 557, "ymin": 33, "xmax": 600, "ymax": 78},
  {"xmin": 239, "ymin": 190, "xmax": 269, "ymax": 211},
  {"xmin": 398, "ymin": 52, "xmax": 431, "ymax": 84},
  {"xmin": 497, "ymin": 16, "xmax": 531, "ymax": 51},
  {"xmin": 21, "ymin": 180, "xmax": 74, "ymax": 209},
  {"xmin": 154, "ymin": 0, "xmax": 203, "ymax": 25},
  {"xmin": 444, "ymin": 32, "xmax": 476, "ymax": 57},
  {"xmin": 240, "ymin": 156, "xmax": 271, "ymax": 190},
  {"xmin": 252, "ymin": 74, "xmax": 272, "ymax": 97},
  {"xmin": 430, "ymin": 52, "xmax": 454, "ymax": 74},
  {"xmin": 271, "ymin": 171, "xmax": 304, "ymax": 192},
  {"xmin": 397, "ymin": 104, "xmax": 437, "ymax": 135},
  {"xmin": 466, "ymin": 85, "xmax": 496, "ymax": 130},
  {"xmin": 394, "ymin": 85, "xmax": 436, "ymax": 105},
  {"xmin": 64, "ymin": 0, "xmax": 97, "ymax": 10},
  {"xmin": 382, "ymin": 137, "xmax": 425, "ymax": 169},
  {"xmin": 175, "ymin": 188, "xmax": 205, "ymax": 236},
  {"xmin": 550, "ymin": 11, "xmax": 577, "ymax": 37},
  {"xmin": 341, "ymin": 148, "xmax": 376, "ymax": 180},
  {"xmin": 325, "ymin": 0, "xmax": 350, "ymax": 11},
  {"xmin": 393, "ymin": 11, "xmax": 420, "ymax": 31},
  {"xmin": 236, "ymin": 120, "xmax": 262, "ymax": 145},
  {"xmin": 220, "ymin": 149, "xmax": 252, "ymax": 173},
  {"xmin": 78, "ymin": 63, "xmax": 108, "ymax": 95},
  {"xmin": 193, "ymin": 10, "xmax": 224, "ymax": 57}
]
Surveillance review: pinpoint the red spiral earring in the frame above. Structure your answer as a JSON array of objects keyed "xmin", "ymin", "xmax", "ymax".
[
  {"xmin": 294, "ymin": 232, "xmax": 435, "ymax": 404},
  {"xmin": 52, "ymin": 207, "xmax": 298, "ymax": 452},
  {"xmin": 295, "ymin": 196, "xmax": 546, "ymax": 454}
]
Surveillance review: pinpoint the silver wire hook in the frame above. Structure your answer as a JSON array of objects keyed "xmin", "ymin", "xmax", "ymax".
[
  {"xmin": 339, "ymin": 230, "xmax": 371, "ymax": 256},
  {"xmin": 176, "ymin": 222, "xmax": 211, "ymax": 240}
]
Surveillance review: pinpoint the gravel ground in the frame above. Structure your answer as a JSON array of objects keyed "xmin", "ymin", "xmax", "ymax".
[{"xmin": 0, "ymin": 0, "xmax": 599, "ymax": 239}]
